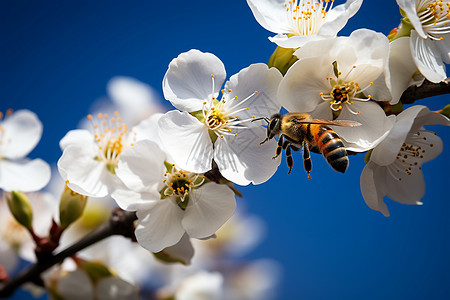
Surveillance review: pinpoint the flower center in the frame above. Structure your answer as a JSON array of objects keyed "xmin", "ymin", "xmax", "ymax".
[
  {"xmin": 320, "ymin": 62, "xmax": 373, "ymax": 114},
  {"xmin": 284, "ymin": 0, "xmax": 333, "ymax": 36},
  {"xmin": 88, "ymin": 112, "xmax": 135, "ymax": 174},
  {"xmin": 387, "ymin": 131, "xmax": 436, "ymax": 181},
  {"xmin": 161, "ymin": 164, "xmax": 205, "ymax": 210},
  {"xmin": 417, "ymin": 0, "xmax": 450, "ymax": 40},
  {"xmin": 200, "ymin": 74, "xmax": 258, "ymax": 139}
]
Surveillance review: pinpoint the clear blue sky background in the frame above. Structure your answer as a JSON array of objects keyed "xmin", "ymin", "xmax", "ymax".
[{"xmin": 2, "ymin": 1, "xmax": 450, "ymax": 299}]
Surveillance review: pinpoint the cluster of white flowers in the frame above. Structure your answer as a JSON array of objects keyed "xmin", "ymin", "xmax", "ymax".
[{"xmin": 1, "ymin": 0, "xmax": 450, "ymax": 299}]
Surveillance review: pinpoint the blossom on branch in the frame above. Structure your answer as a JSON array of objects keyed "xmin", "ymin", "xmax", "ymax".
[
  {"xmin": 57, "ymin": 112, "xmax": 159, "ymax": 198},
  {"xmin": 247, "ymin": 0, "xmax": 363, "ymax": 48},
  {"xmin": 360, "ymin": 105, "xmax": 450, "ymax": 216},
  {"xmin": 160, "ymin": 49, "xmax": 283, "ymax": 185},
  {"xmin": 0, "ymin": 110, "xmax": 51, "ymax": 192},
  {"xmin": 112, "ymin": 140, "xmax": 236, "ymax": 253},
  {"xmin": 396, "ymin": 0, "xmax": 450, "ymax": 82},
  {"xmin": 277, "ymin": 29, "xmax": 394, "ymax": 152}
]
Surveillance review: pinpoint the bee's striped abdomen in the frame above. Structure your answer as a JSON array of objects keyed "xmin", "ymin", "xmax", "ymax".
[{"xmin": 312, "ymin": 126, "xmax": 348, "ymax": 173}]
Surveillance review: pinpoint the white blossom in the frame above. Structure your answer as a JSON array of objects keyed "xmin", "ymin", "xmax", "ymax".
[
  {"xmin": 0, "ymin": 110, "xmax": 51, "ymax": 192},
  {"xmin": 160, "ymin": 49, "xmax": 282, "ymax": 185},
  {"xmin": 247, "ymin": 0, "xmax": 363, "ymax": 48},
  {"xmin": 112, "ymin": 140, "xmax": 236, "ymax": 253},
  {"xmin": 396, "ymin": 0, "xmax": 450, "ymax": 82},
  {"xmin": 360, "ymin": 105, "xmax": 450, "ymax": 216},
  {"xmin": 278, "ymin": 29, "xmax": 394, "ymax": 152}
]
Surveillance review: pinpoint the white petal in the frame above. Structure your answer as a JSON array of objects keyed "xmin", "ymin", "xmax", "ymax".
[
  {"xmin": 246, "ymin": 0, "xmax": 292, "ymax": 34},
  {"xmin": 334, "ymin": 101, "xmax": 394, "ymax": 152},
  {"xmin": 175, "ymin": 272, "xmax": 224, "ymax": 300},
  {"xmin": 224, "ymin": 63, "xmax": 282, "ymax": 124},
  {"xmin": 269, "ymin": 33, "xmax": 323, "ymax": 48},
  {"xmin": 159, "ymin": 233, "xmax": 194, "ymax": 265},
  {"xmin": 162, "ymin": 49, "xmax": 226, "ymax": 112},
  {"xmin": 59, "ymin": 129, "xmax": 94, "ymax": 151},
  {"xmin": 407, "ymin": 130, "xmax": 443, "ymax": 164},
  {"xmin": 385, "ymin": 37, "xmax": 418, "ymax": 104},
  {"xmin": 385, "ymin": 165, "xmax": 425, "ymax": 206},
  {"xmin": 214, "ymin": 126, "xmax": 281, "ymax": 185},
  {"xmin": 116, "ymin": 140, "xmax": 165, "ymax": 193},
  {"xmin": 135, "ymin": 200, "xmax": 185, "ymax": 252},
  {"xmin": 318, "ymin": 0, "xmax": 363, "ymax": 37},
  {"xmin": 371, "ymin": 105, "xmax": 449, "ymax": 166},
  {"xmin": 159, "ymin": 110, "xmax": 213, "ymax": 173},
  {"xmin": 111, "ymin": 187, "xmax": 159, "ymax": 211},
  {"xmin": 107, "ymin": 76, "xmax": 163, "ymax": 123},
  {"xmin": 0, "ymin": 159, "xmax": 51, "ymax": 192},
  {"xmin": 57, "ymin": 145, "xmax": 110, "ymax": 197},
  {"xmin": 182, "ymin": 182, "xmax": 236, "ymax": 238},
  {"xmin": 132, "ymin": 113, "xmax": 164, "ymax": 144},
  {"xmin": 360, "ymin": 162, "xmax": 390, "ymax": 217},
  {"xmin": 0, "ymin": 110, "xmax": 42, "ymax": 159},
  {"xmin": 396, "ymin": 0, "xmax": 427, "ymax": 38},
  {"xmin": 96, "ymin": 277, "xmax": 139, "ymax": 300},
  {"xmin": 278, "ymin": 57, "xmax": 331, "ymax": 113},
  {"xmin": 437, "ymin": 35, "xmax": 450, "ymax": 64},
  {"xmin": 411, "ymin": 30, "xmax": 446, "ymax": 83}
]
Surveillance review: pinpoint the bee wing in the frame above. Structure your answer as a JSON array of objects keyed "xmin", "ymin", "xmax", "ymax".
[{"xmin": 294, "ymin": 118, "xmax": 361, "ymax": 127}]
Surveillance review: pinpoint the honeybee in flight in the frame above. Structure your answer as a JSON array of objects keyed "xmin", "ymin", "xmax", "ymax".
[{"xmin": 255, "ymin": 113, "xmax": 361, "ymax": 178}]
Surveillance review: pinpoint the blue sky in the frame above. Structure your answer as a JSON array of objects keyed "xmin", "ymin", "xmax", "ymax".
[{"xmin": 2, "ymin": 1, "xmax": 450, "ymax": 299}]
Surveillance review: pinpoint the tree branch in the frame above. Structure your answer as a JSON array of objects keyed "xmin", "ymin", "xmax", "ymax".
[
  {"xmin": 0, "ymin": 209, "xmax": 137, "ymax": 298},
  {"xmin": 400, "ymin": 78, "xmax": 450, "ymax": 104}
]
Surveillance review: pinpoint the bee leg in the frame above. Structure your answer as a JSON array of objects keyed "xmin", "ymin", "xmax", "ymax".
[
  {"xmin": 290, "ymin": 145, "xmax": 300, "ymax": 152},
  {"xmin": 303, "ymin": 142, "xmax": 312, "ymax": 179},
  {"xmin": 272, "ymin": 135, "xmax": 284, "ymax": 159},
  {"xmin": 259, "ymin": 137, "xmax": 269, "ymax": 145},
  {"xmin": 286, "ymin": 144, "xmax": 294, "ymax": 175}
]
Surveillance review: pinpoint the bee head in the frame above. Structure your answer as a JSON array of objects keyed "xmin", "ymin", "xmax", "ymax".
[{"xmin": 267, "ymin": 113, "xmax": 281, "ymax": 139}]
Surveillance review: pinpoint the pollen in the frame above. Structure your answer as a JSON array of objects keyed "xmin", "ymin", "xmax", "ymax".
[{"xmin": 87, "ymin": 112, "xmax": 136, "ymax": 173}]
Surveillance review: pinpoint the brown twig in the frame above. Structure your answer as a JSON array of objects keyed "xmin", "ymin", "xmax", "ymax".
[
  {"xmin": 0, "ymin": 209, "xmax": 137, "ymax": 298},
  {"xmin": 400, "ymin": 77, "xmax": 450, "ymax": 104}
]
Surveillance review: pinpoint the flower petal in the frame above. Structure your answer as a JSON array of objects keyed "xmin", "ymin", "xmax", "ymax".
[
  {"xmin": 182, "ymin": 182, "xmax": 236, "ymax": 238},
  {"xmin": 57, "ymin": 270, "xmax": 94, "ymax": 300},
  {"xmin": 135, "ymin": 200, "xmax": 185, "ymax": 252},
  {"xmin": 214, "ymin": 126, "xmax": 281, "ymax": 185},
  {"xmin": 334, "ymin": 101, "xmax": 394, "ymax": 152},
  {"xmin": 410, "ymin": 30, "xmax": 446, "ymax": 83},
  {"xmin": 396, "ymin": 0, "xmax": 427, "ymax": 38},
  {"xmin": 132, "ymin": 113, "xmax": 164, "ymax": 144},
  {"xmin": 371, "ymin": 105, "xmax": 449, "ymax": 166},
  {"xmin": 59, "ymin": 129, "xmax": 94, "ymax": 151},
  {"xmin": 162, "ymin": 49, "xmax": 226, "ymax": 112},
  {"xmin": 360, "ymin": 162, "xmax": 390, "ymax": 217},
  {"xmin": 224, "ymin": 63, "xmax": 282, "ymax": 124},
  {"xmin": 0, "ymin": 158, "xmax": 51, "ymax": 192},
  {"xmin": 0, "ymin": 110, "xmax": 42, "ymax": 159},
  {"xmin": 107, "ymin": 76, "xmax": 163, "ymax": 124},
  {"xmin": 57, "ymin": 145, "xmax": 111, "ymax": 197},
  {"xmin": 278, "ymin": 57, "xmax": 331, "ymax": 113},
  {"xmin": 318, "ymin": 0, "xmax": 363, "ymax": 37},
  {"xmin": 159, "ymin": 110, "xmax": 213, "ymax": 173},
  {"xmin": 385, "ymin": 165, "xmax": 425, "ymax": 206},
  {"xmin": 246, "ymin": 0, "xmax": 292, "ymax": 34},
  {"xmin": 116, "ymin": 140, "xmax": 165, "ymax": 193}
]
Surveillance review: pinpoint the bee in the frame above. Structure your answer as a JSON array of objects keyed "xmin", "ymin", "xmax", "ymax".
[{"xmin": 255, "ymin": 113, "xmax": 361, "ymax": 178}]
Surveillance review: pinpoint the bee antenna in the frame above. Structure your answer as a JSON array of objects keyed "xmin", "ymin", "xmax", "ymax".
[{"xmin": 252, "ymin": 117, "xmax": 270, "ymax": 124}]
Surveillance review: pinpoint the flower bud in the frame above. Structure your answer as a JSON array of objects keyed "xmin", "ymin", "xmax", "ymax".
[
  {"xmin": 268, "ymin": 46, "xmax": 298, "ymax": 75},
  {"xmin": 437, "ymin": 104, "xmax": 450, "ymax": 119},
  {"xmin": 77, "ymin": 259, "xmax": 113, "ymax": 284},
  {"xmin": 59, "ymin": 185, "xmax": 87, "ymax": 229},
  {"xmin": 6, "ymin": 191, "xmax": 33, "ymax": 230}
]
